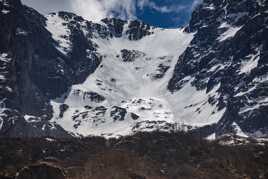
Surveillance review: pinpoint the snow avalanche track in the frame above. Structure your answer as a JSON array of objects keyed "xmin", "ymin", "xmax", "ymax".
[{"xmin": 49, "ymin": 25, "xmax": 225, "ymax": 138}]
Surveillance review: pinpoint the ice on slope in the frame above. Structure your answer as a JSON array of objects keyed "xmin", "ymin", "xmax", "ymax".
[
  {"xmin": 0, "ymin": 53, "xmax": 11, "ymax": 82},
  {"xmin": 0, "ymin": 53, "xmax": 11, "ymax": 63},
  {"xmin": 232, "ymin": 122, "xmax": 248, "ymax": 138},
  {"xmin": 0, "ymin": 99, "xmax": 8, "ymax": 130},
  {"xmin": 0, "ymin": 53, "xmax": 12, "ymax": 130},
  {"xmin": 166, "ymin": 79, "xmax": 226, "ymax": 127},
  {"xmin": 46, "ymin": 13, "xmax": 72, "ymax": 55},
  {"xmin": 239, "ymin": 50, "xmax": 260, "ymax": 74},
  {"xmin": 50, "ymin": 23, "xmax": 226, "ymax": 137},
  {"xmin": 1, "ymin": 0, "xmax": 10, "ymax": 14},
  {"xmin": 218, "ymin": 22, "xmax": 242, "ymax": 42},
  {"xmin": 239, "ymin": 97, "xmax": 268, "ymax": 115},
  {"xmin": 206, "ymin": 133, "xmax": 216, "ymax": 140}
]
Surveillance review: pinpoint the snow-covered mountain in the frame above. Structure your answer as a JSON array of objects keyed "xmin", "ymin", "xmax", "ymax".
[
  {"xmin": 0, "ymin": 0, "xmax": 267, "ymax": 139},
  {"xmin": 48, "ymin": 15, "xmax": 193, "ymax": 137},
  {"xmin": 169, "ymin": 0, "xmax": 268, "ymax": 138}
]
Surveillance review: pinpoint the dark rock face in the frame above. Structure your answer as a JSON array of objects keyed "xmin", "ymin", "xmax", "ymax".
[
  {"xmin": 132, "ymin": 121, "xmax": 175, "ymax": 133},
  {"xmin": 168, "ymin": 0, "xmax": 268, "ymax": 137},
  {"xmin": 131, "ymin": 113, "xmax": 140, "ymax": 120},
  {"xmin": 153, "ymin": 64, "xmax": 170, "ymax": 79},
  {"xmin": 121, "ymin": 49, "xmax": 146, "ymax": 62},
  {"xmin": 72, "ymin": 90, "xmax": 105, "ymax": 103},
  {"xmin": 0, "ymin": 0, "xmax": 156, "ymax": 137},
  {"xmin": 110, "ymin": 106, "xmax": 127, "ymax": 121},
  {"xmin": 0, "ymin": 0, "xmax": 102, "ymax": 137},
  {"xmin": 59, "ymin": 104, "xmax": 69, "ymax": 118},
  {"xmin": 101, "ymin": 18, "xmax": 153, "ymax": 40},
  {"xmin": 126, "ymin": 20, "xmax": 153, "ymax": 40},
  {"xmin": 16, "ymin": 164, "xmax": 65, "ymax": 179},
  {"xmin": 101, "ymin": 18, "xmax": 126, "ymax": 38},
  {"xmin": 0, "ymin": 0, "xmax": 71, "ymax": 138}
]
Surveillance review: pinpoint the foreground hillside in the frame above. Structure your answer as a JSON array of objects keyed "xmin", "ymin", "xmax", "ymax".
[{"xmin": 0, "ymin": 132, "xmax": 268, "ymax": 179}]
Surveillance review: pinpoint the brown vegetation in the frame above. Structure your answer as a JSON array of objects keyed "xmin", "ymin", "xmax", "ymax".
[{"xmin": 0, "ymin": 132, "xmax": 267, "ymax": 179}]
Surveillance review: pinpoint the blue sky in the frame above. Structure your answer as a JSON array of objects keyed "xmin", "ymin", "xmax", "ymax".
[
  {"xmin": 22, "ymin": 0, "xmax": 200, "ymax": 28},
  {"xmin": 136, "ymin": 0, "xmax": 199, "ymax": 27}
]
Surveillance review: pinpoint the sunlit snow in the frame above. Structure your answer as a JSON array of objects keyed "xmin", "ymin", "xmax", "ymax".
[
  {"xmin": 239, "ymin": 50, "xmax": 260, "ymax": 74},
  {"xmin": 48, "ymin": 17, "xmax": 226, "ymax": 138},
  {"xmin": 46, "ymin": 13, "xmax": 72, "ymax": 55},
  {"xmin": 232, "ymin": 122, "xmax": 248, "ymax": 138},
  {"xmin": 218, "ymin": 22, "xmax": 242, "ymax": 42}
]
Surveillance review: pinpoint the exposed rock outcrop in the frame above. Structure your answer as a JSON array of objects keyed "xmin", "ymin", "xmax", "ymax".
[{"xmin": 16, "ymin": 164, "xmax": 65, "ymax": 179}]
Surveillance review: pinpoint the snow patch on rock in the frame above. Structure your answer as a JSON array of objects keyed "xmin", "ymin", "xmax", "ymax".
[
  {"xmin": 239, "ymin": 50, "xmax": 260, "ymax": 74},
  {"xmin": 232, "ymin": 122, "xmax": 248, "ymax": 138},
  {"xmin": 218, "ymin": 23, "xmax": 242, "ymax": 42},
  {"xmin": 46, "ymin": 13, "xmax": 72, "ymax": 55}
]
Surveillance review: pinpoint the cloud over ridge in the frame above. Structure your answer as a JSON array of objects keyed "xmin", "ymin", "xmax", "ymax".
[
  {"xmin": 22, "ymin": 0, "xmax": 202, "ymax": 27},
  {"xmin": 70, "ymin": 0, "xmax": 201, "ymax": 22},
  {"xmin": 70, "ymin": 0, "xmax": 136, "ymax": 22}
]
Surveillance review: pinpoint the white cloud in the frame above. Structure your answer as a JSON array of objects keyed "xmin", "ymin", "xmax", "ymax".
[
  {"xmin": 138, "ymin": 0, "xmax": 187, "ymax": 14},
  {"xmin": 69, "ymin": 0, "xmax": 202, "ymax": 22},
  {"xmin": 69, "ymin": 0, "xmax": 136, "ymax": 22}
]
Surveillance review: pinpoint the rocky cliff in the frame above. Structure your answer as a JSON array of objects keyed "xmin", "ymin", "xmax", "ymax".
[{"xmin": 169, "ymin": 0, "xmax": 268, "ymax": 138}]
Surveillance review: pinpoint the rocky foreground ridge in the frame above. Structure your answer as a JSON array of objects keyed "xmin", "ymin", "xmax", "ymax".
[{"xmin": 0, "ymin": 132, "xmax": 268, "ymax": 179}]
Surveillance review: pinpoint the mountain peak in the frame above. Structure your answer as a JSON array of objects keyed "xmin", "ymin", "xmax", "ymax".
[{"xmin": 0, "ymin": 0, "xmax": 267, "ymax": 139}]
